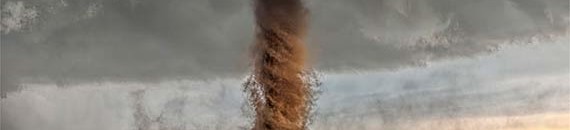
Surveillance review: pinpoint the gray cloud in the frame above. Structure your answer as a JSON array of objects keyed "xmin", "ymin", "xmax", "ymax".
[
  {"xmin": 307, "ymin": 0, "xmax": 568, "ymax": 69},
  {"xmin": 1, "ymin": 0, "xmax": 568, "ymax": 95},
  {"xmin": 2, "ymin": 38, "xmax": 567, "ymax": 130},
  {"xmin": 310, "ymin": 38, "xmax": 569, "ymax": 129},
  {"xmin": 1, "ymin": 1, "xmax": 38, "ymax": 34}
]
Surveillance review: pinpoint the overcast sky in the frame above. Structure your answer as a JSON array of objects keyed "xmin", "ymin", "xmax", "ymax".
[
  {"xmin": 1, "ymin": 0, "xmax": 569, "ymax": 130},
  {"xmin": 2, "ymin": 0, "xmax": 567, "ymax": 81}
]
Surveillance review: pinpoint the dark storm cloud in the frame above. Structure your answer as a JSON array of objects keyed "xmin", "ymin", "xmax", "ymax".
[
  {"xmin": 306, "ymin": 0, "xmax": 568, "ymax": 70},
  {"xmin": 1, "ymin": 0, "xmax": 568, "ymax": 93},
  {"xmin": 2, "ymin": 0, "xmax": 254, "ymax": 81}
]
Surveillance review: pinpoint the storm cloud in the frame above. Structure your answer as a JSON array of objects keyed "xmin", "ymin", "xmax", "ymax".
[{"xmin": 1, "ymin": 0, "xmax": 569, "ymax": 93}]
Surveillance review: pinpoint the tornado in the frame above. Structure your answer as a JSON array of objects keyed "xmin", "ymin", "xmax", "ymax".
[{"xmin": 244, "ymin": 0, "xmax": 311, "ymax": 130}]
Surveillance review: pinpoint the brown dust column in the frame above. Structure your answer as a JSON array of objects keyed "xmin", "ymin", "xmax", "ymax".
[{"xmin": 249, "ymin": 0, "xmax": 310, "ymax": 130}]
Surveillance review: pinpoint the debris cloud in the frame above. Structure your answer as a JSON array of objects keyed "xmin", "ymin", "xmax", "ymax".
[{"xmin": 246, "ymin": 0, "xmax": 311, "ymax": 129}]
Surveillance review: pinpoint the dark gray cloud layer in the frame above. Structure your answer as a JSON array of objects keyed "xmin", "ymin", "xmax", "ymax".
[{"xmin": 1, "ymin": 0, "xmax": 568, "ymax": 88}]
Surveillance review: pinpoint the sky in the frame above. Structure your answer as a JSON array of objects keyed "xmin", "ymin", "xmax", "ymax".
[{"xmin": 1, "ymin": 0, "xmax": 569, "ymax": 130}]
